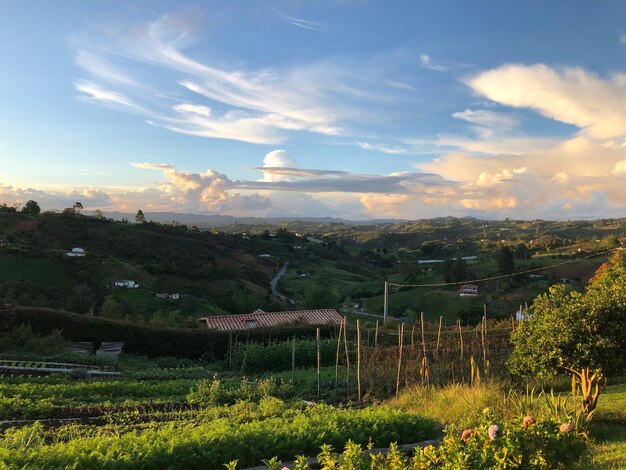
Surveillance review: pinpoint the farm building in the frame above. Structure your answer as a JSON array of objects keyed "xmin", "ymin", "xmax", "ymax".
[
  {"xmin": 114, "ymin": 280, "xmax": 139, "ymax": 288},
  {"xmin": 155, "ymin": 292, "xmax": 180, "ymax": 300},
  {"xmin": 64, "ymin": 247, "xmax": 86, "ymax": 257},
  {"xmin": 458, "ymin": 284, "xmax": 480, "ymax": 297},
  {"xmin": 199, "ymin": 309, "xmax": 342, "ymax": 331}
]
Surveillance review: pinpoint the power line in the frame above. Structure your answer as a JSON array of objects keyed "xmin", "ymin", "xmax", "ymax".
[{"xmin": 387, "ymin": 247, "xmax": 619, "ymax": 289}]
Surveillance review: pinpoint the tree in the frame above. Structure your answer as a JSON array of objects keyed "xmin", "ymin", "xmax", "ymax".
[
  {"xmin": 20, "ymin": 200, "xmax": 40, "ymax": 216},
  {"xmin": 100, "ymin": 295, "xmax": 122, "ymax": 319},
  {"xmin": 135, "ymin": 210, "xmax": 146, "ymax": 224},
  {"xmin": 73, "ymin": 201, "xmax": 83, "ymax": 214},
  {"xmin": 94, "ymin": 209, "xmax": 104, "ymax": 219},
  {"xmin": 509, "ymin": 252, "xmax": 626, "ymax": 380},
  {"xmin": 514, "ymin": 242, "xmax": 530, "ymax": 260},
  {"xmin": 494, "ymin": 245, "xmax": 514, "ymax": 274}
]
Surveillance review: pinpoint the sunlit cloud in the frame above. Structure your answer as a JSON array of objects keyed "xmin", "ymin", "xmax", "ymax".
[{"xmin": 276, "ymin": 11, "xmax": 328, "ymax": 32}]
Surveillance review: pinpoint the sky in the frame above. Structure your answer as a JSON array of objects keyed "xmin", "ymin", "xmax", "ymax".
[{"xmin": 2, "ymin": 0, "xmax": 626, "ymax": 220}]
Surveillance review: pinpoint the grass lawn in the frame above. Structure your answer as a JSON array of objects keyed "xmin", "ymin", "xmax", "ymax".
[
  {"xmin": 0, "ymin": 253, "xmax": 74, "ymax": 289},
  {"xmin": 581, "ymin": 383, "xmax": 626, "ymax": 469}
]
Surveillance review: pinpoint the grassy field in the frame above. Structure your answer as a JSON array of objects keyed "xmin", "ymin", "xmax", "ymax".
[{"xmin": 0, "ymin": 254, "xmax": 74, "ymax": 289}]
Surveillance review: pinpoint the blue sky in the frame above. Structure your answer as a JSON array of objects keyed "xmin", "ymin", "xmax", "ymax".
[{"xmin": 2, "ymin": 0, "xmax": 626, "ymax": 219}]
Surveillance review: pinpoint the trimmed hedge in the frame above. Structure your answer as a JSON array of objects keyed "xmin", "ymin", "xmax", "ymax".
[{"xmin": 3, "ymin": 307, "xmax": 338, "ymax": 360}]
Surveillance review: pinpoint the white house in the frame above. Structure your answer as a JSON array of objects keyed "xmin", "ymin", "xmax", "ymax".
[
  {"xmin": 515, "ymin": 310, "xmax": 533, "ymax": 321},
  {"xmin": 114, "ymin": 280, "xmax": 139, "ymax": 288},
  {"xmin": 259, "ymin": 254, "xmax": 272, "ymax": 258},
  {"xmin": 64, "ymin": 247, "xmax": 86, "ymax": 257},
  {"xmin": 459, "ymin": 284, "xmax": 480, "ymax": 297},
  {"xmin": 155, "ymin": 292, "xmax": 180, "ymax": 300}
]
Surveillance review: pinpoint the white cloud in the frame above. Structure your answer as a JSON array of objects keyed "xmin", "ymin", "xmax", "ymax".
[
  {"xmin": 467, "ymin": 64, "xmax": 626, "ymax": 140},
  {"xmin": 73, "ymin": 12, "xmax": 405, "ymax": 144},
  {"xmin": 620, "ymin": 32, "xmax": 626, "ymax": 44},
  {"xmin": 419, "ymin": 54, "xmax": 449, "ymax": 72},
  {"xmin": 261, "ymin": 150, "xmax": 297, "ymax": 182},
  {"xmin": 276, "ymin": 11, "xmax": 328, "ymax": 32}
]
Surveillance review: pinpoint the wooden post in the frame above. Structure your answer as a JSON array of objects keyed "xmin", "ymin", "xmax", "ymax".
[
  {"xmin": 457, "ymin": 319, "xmax": 464, "ymax": 361},
  {"xmin": 421, "ymin": 312, "xmax": 428, "ymax": 386},
  {"xmin": 420, "ymin": 312, "xmax": 427, "ymax": 358},
  {"xmin": 395, "ymin": 323, "xmax": 404, "ymax": 399},
  {"xmin": 458, "ymin": 319, "xmax": 464, "ymax": 383},
  {"xmin": 228, "ymin": 331, "xmax": 233, "ymax": 370},
  {"xmin": 411, "ymin": 324, "xmax": 415, "ymax": 353},
  {"xmin": 436, "ymin": 316, "xmax": 443, "ymax": 354},
  {"xmin": 375, "ymin": 320, "xmax": 379, "ymax": 349},
  {"xmin": 291, "ymin": 334, "xmax": 296, "ymax": 384},
  {"xmin": 343, "ymin": 317, "xmax": 350, "ymax": 398},
  {"xmin": 335, "ymin": 319, "xmax": 343, "ymax": 395},
  {"xmin": 316, "ymin": 327, "xmax": 321, "ymax": 398},
  {"xmin": 356, "ymin": 319, "xmax": 361, "ymax": 402}
]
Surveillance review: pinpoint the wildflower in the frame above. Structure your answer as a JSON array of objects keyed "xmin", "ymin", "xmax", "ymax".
[
  {"xmin": 482, "ymin": 407, "xmax": 491, "ymax": 415},
  {"xmin": 460, "ymin": 429, "xmax": 474, "ymax": 442},
  {"xmin": 559, "ymin": 423, "xmax": 574, "ymax": 433},
  {"xmin": 488, "ymin": 424, "xmax": 499, "ymax": 441},
  {"xmin": 522, "ymin": 415, "xmax": 536, "ymax": 427}
]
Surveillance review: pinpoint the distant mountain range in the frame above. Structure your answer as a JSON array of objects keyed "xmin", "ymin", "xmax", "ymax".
[{"xmin": 87, "ymin": 211, "xmax": 405, "ymax": 227}]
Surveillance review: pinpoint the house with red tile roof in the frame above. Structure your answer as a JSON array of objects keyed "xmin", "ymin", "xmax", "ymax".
[{"xmin": 199, "ymin": 309, "xmax": 342, "ymax": 331}]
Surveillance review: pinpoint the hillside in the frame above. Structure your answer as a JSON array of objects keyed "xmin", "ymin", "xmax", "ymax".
[{"xmin": 0, "ymin": 213, "xmax": 281, "ymax": 324}]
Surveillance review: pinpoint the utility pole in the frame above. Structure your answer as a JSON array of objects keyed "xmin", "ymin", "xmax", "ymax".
[{"xmin": 383, "ymin": 280, "xmax": 388, "ymax": 322}]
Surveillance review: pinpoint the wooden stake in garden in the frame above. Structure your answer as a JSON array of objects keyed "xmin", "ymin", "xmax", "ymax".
[
  {"xmin": 411, "ymin": 324, "xmax": 415, "ymax": 353},
  {"xmin": 343, "ymin": 317, "xmax": 350, "ymax": 398},
  {"xmin": 375, "ymin": 320, "xmax": 379, "ymax": 349},
  {"xmin": 436, "ymin": 315, "xmax": 443, "ymax": 355},
  {"xmin": 316, "ymin": 327, "xmax": 321, "ymax": 398},
  {"xmin": 420, "ymin": 312, "xmax": 429, "ymax": 386},
  {"xmin": 356, "ymin": 319, "xmax": 361, "ymax": 402},
  {"xmin": 292, "ymin": 334, "xmax": 296, "ymax": 384},
  {"xmin": 335, "ymin": 319, "xmax": 343, "ymax": 395},
  {"xmin": 395, "ymin": 323, "xmax": 405, "ymax": 399},
  {"xmin": 457, "ymin": 319, "xmax": 464, "ymax": 383},
  {"xmin": 228, "ymin": 331, "xmax": 233, "ymax": 370}
]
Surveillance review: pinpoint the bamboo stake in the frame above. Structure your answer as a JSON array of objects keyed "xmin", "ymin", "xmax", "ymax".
[
  {"xmin": 356, "ymin": 319, "xmax": 361, "ymax": 402},
  {"xmin": 343, "ymin": 317, "xmax": 350, "ymax": 398},
  {"xmin": 421, "ymin": 312, "xmax": 429, "ymax": 387},
  {"xmin": 316, "ymin": 327, "xmax": 321, "ymax": 399},
  {"xmin": 411, "ymin": 324, "xmax": 415, "ymax": 353},
  {"xmin": 457, "ymin": 319, "xmax": 464, "ymax": 362},
  {"xmin": 291, "ymin": 334, "xmax": 296, "ymax": 384},
  {"xmin": 335, "ymin": 319, "xmax": 343, "ymax": 395},
  {"xmin": 228, "ymin": 331, "xmax": 233, "ymax": 370},
  {"xmin": 436, "ymin": 316, "xmax": 443, "ymax": 354},
  {"xmin": 420, "ymin": 312, "xmax": 427, "ymax": 358},
  {"xmin": 395, "ymin": 323, "xmax": 405, "ymax": 399},
  {"xmin": 375, "ymin": 320, "xmax": 379, "ymax": 349}
]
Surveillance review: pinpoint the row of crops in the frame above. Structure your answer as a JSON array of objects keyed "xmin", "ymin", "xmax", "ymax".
[{"xmin": 0, "ymin": 394, "xmax": 438, "ymax": 468}]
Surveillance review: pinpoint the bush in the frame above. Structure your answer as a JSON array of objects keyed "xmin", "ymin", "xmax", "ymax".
[{"xmin": 12, "ymin": 306, "xmax": 338, "ymax": 359}]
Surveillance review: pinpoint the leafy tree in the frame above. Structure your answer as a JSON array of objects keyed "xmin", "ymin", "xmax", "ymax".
[
  {"xmin": 135, "ymin": 209, "xmax": 146, "ymax": 224},
  {"xmin": 20, "ymin": 200, "xmax": 40, "ymax": 216},
  {"xmin": 94, "ymin": 209, "xmax": 104, "ymax": 219},
  {"xmin": 73, "ymin": 201, "xmax": 83, "ymax": 214},
  {"xmin": 302, "ymin": 285, "xmax": 339, "ymax": 309},
  {"xmin": 494, "ymin": 245, "xmax": 514, "ymax": 274},
  {"xmin": 100, "ymin": 295, "xmax": 122, "ymax": 319},
  {"xmin": 513, "ymin": 242, "xmax": 530, "ymax": 260},
  {"xmin": 508, "ymin": 252, "xmax": 626, "ymax": 380}
]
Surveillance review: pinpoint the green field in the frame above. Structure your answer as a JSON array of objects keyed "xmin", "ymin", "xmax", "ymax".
[{"xmin": 0, "ymin": 254, "xmax": 74, "ymax": 289}]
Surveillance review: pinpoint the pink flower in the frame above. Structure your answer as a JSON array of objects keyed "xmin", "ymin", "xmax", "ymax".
[
  {"xmin": 460, "ymin": 429, "xmax": 475, "ymax": 442},
  {"xmin": 488, "ymin": 424, "xmax": 499, "ymax": 441},
  {"xmin": 559, "ymin": 422, "xmax": 574, "ymax": 433},
  {"xmin": 522, "ymin": 415, "xmax": 536, "ymax": 427}
]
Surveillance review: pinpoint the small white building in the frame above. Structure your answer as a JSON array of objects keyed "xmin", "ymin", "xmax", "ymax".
[
  {"xmin": 155, "ymin": 292, "xmax": 180, "ymax": 300},
  {"xmin": 114, "ymin": 280, "xmax": 139, "ymax": 288},
  {"xmin": 259, "ymin": 254, "xmax": 272, "ymax": 258},
  {"xmin": 459, "ymin": 284, "xmax": 480, "ymax": 297},
  {"xmin": 515, "ymin": 310, "xmax": 533, "ymax": 321},
  {"xmin": 64, "ymin": 247, "xmax": 86, "ymax": 257}
]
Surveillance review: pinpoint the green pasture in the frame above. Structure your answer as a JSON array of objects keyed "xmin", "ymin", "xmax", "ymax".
[{"xmin": 0, "ymin": 254, "xmax": 74, "ymax": 289}]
